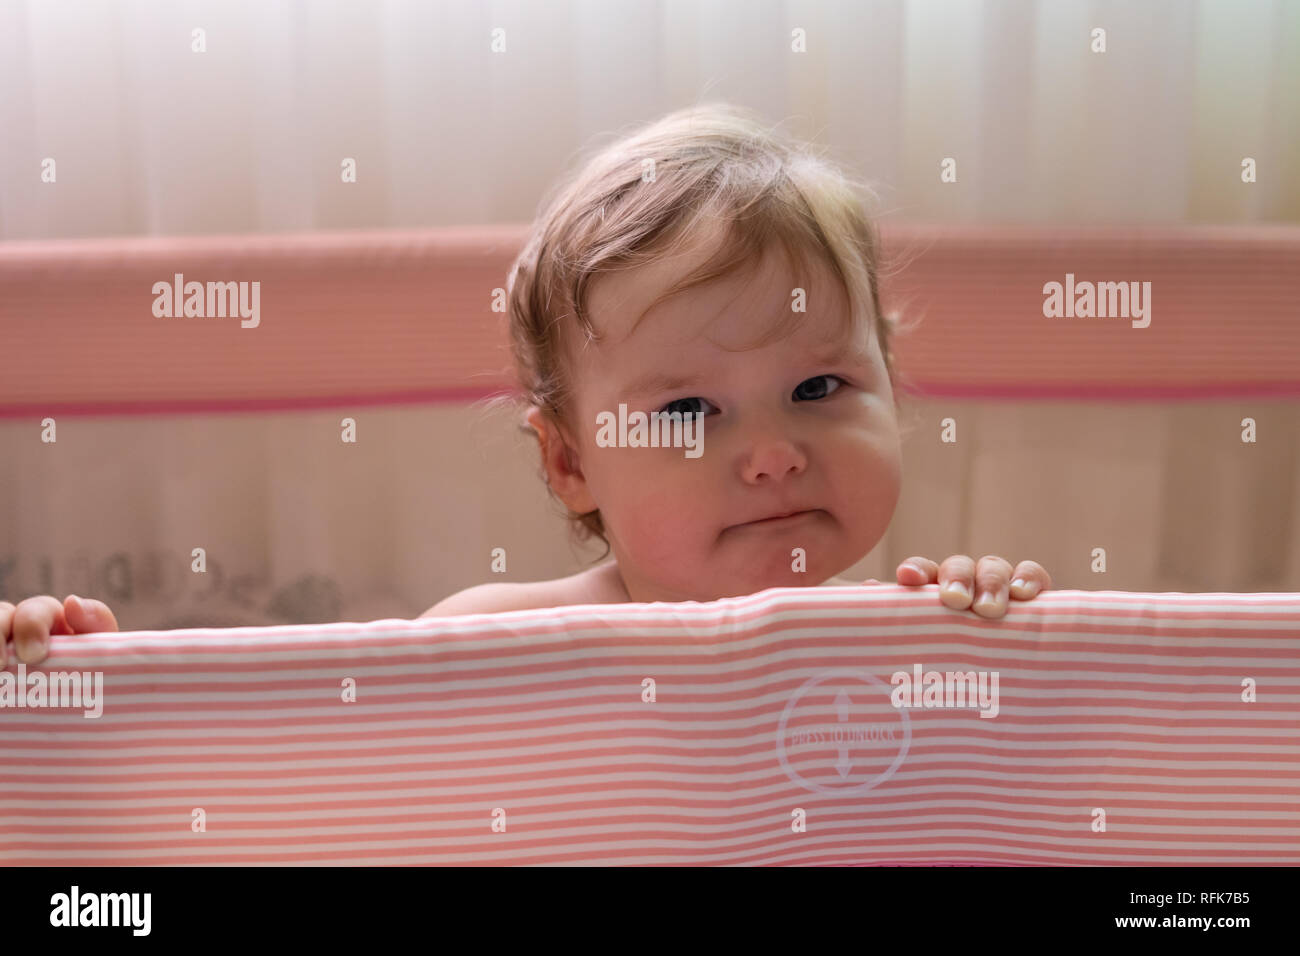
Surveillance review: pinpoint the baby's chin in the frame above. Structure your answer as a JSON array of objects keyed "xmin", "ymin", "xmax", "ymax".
[
  {"xmin": 698, "ymin": 513, "xmax": 855, "ymax": 591},
  {"xmin": 680, "ymin": 556, "xmax": 846, "ymax": 601}
]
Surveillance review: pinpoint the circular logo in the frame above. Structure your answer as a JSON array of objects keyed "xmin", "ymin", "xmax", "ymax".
[{"xmin": 776, "ymin": 669, "xmax": 911, "ymax": 795}]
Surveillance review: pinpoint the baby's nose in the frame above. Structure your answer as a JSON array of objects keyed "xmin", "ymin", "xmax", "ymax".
[{"xmin": 740, "ymin": 436, "xmax": 807, "ymax": 483}]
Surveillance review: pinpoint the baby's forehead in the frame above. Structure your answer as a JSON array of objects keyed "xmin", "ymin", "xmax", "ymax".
[{"xmin": 586, "ymin": 245, "xmax": 855, "ymax": 352}]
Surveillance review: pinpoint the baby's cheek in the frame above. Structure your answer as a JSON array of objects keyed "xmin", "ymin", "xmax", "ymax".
[
  {"xmin": 607, "ymin": 465, "xmax": 716, "ymax": 552},
  {"xmin": 859, "ymin": 438, "xmax": 901, "ymax": 499},
  {"xmin": 832, "ymin": 433, "xmax": 901, "ymax": 530}
]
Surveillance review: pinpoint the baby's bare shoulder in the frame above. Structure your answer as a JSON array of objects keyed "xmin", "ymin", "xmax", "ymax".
[
  {"xmin": 420, "ymin": 565, "xmax": 621, "ymax": 618},
  {"xmin": 420, "ymin": 581, "xmax": 565, "ymax": 618}
]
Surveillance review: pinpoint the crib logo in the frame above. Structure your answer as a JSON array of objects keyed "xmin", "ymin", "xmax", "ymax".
[{"xmin": 776, "ymin": 669, "xmax": 911, "ymax": 795}]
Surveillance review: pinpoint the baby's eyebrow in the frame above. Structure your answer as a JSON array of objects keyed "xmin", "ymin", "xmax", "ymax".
[
  {"xmin": 623, "ymin": 370, "xmax": 703, "ymax": 397},
  {"xmin": 805, "ymin": 342, "xmax": 871, "ymax": 367},
  {"xmin": 622, "ymin": 344, "xmax": 867, "ymax": 397}
]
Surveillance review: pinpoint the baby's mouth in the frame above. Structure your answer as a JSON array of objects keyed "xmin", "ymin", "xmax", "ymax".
[{"xmin": 729, "ymin": 509, "xmax": 824, "ymax": 530}]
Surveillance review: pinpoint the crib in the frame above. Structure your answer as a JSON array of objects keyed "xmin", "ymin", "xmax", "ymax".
[
  {"xmin": 2, "ymin": 224, "xmax": 1297, "ymax": 628},
  {"xmin": 1, "ymin": 223, "xmax": 1298, "ymax": 864},
  {"xmin": 2, "ymin": 585, "xmax": 1298, "ymax": 865}
]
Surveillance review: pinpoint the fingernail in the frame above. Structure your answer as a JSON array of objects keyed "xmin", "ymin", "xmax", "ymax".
[
  {"xmin": 974, "ymin": 589, "xmax": 1000, "ymax": 609},
  {"xmin": 68, "ymin": 594, "xmax": 84, "ymax": 616},
  {"xmin": 943, "ymin": 581, "xmax": 969, "ymax": 600},
  {"xmin": 17, "ymin": 637, "xmax": 45, "ymax": 663},
  {"xmin": 1011, "ymin": 579, "xmax": 1040, "ymax": 597}
]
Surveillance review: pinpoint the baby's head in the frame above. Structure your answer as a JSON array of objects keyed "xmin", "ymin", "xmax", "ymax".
[{"xmin": 505, "ymin": 103, "xmax": 905, "ymax": 602}]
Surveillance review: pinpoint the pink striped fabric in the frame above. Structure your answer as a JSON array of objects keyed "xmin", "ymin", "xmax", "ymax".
[{"xmin": 2, "ymin": 585, "xmax": 1298, "ymax": 866}]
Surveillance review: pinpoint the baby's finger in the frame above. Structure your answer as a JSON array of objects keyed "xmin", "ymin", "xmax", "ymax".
[
  {"xmin": 11, "ymin": 595, "xmax": 68, "ymax": 664},
  {"xmin": 896, "ymin": 556, "xmax": 939, "ymax": 585},
  {"xmin": 65, "ymin": 595, "xmax": 119, "ymax": 634},
  {"xmin": 937, "ymin": 555, "xmax": 976, "ymax": 609},
  {"xmin": 972, "ymin": 555, "xmax": 1015, "ymax": 618},
  {"xmin": 1010, "ymin": 561, "xmax": 1052, "ymax": 599},
  {"xmin": 0, "ymin": 601, "xmax": 15, "ymax": 667}
]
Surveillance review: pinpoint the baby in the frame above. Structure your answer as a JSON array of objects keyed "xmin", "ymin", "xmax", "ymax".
[
  {"xmin": 428, "ymin": 104, "xmax": 1051, "ymax": 615},
  {"xmin": 1, "ymin": 103, "xmax": 1049, "ymax": 665}
]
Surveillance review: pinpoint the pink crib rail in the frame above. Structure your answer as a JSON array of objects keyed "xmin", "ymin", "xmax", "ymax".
[
  {"xmin": 2, "ymin": 224, "xmax": 1297, "ymax": 417},
  {"xmin": 2, "ymin": 586, "xmax": 1298, "ymax": 866}
]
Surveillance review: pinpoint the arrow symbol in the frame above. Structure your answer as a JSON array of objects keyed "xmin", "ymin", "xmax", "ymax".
[{"xmin": 834, "ymin": 690, "xmax": 852, "ymax": 777}]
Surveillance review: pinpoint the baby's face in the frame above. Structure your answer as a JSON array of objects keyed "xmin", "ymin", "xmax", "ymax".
[{"xmin": 550, "ymin": 239, "xmax": 902, "ymax": 602}]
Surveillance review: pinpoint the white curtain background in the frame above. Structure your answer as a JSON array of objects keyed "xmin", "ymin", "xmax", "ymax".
[
  {"xmin": 2, "ymin": 0, "xmax": 1299, "ymax": 621},
  {"xmin": 1, "ymin": 0, "xmax": 1297, "ymax": 240}
]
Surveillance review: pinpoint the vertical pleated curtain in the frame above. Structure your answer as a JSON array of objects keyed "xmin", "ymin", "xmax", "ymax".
[
  {"xmin": 1, "ymin": 0, "xmax": 1296, "ymax": 239},
  {"xmin": 0, "ymin": 0, "xmax": 1297, "ymax": 607}
]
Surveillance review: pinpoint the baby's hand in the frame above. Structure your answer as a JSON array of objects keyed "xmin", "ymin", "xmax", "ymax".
[
  {"xmin": 864, "ymin": 555, "xmax": 1051, "ymax": 619},
  {"xmin": 0, "ymin": 595, "xmax": 119, "ymax": 667}
]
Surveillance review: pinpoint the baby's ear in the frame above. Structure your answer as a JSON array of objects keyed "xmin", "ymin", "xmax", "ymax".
[
  {"xmin": 523, "ymin": 405, "xmax": 554, "ymax": 449},
  {"xmin": 526, "ymin": 407, "xmax": 578, "ymax": 475}
]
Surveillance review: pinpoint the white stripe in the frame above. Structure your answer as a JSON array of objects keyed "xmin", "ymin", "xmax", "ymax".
[
  {"xmin": 26, "ymin": 656, "xmax": 1300, "ymax": 687},
  {"xmin": 3, "ymin": 722, "xmax": 1295, "ymax": 759},
  {"xmin": 3, "ymin": 696, "xmax": 1291, "ymax": 731},
  {"xmin": 2, "ymin": 827, "xmax": 1294, "ymax": 860},
  {"xmin": 50, "ymin": 614, "xmax": 1300, "ymax": 661},
  {"xmin": 2, "ymin": 760, "xmax": 1296, "ymax": 790},
  {"xmin": 4, "ymin": 716, "xmax": 1297, "ymax": 761},
  {"xmin": 4, "ymin": 778, "xmax": 1293, "ymax": 810},
  {"xmin": 4, "ymin": 707, "xmax": 1293, "ymax": 744},
  {"xmin": 6, "ymin": 813, "xmax": 1298, "ymax": 845},
  {"xmin": 5, "ymin": 749, "xmax": 1294, "ymax": 780},
  {"xmin": 6, "ymin": 729, "xmax": 1299, "ymax": 761},
  {"xmin": 5, "ymin": 796, "xmax": 1294, "ymax": 827},
  {"xmin": 12, "ymin": 656, "xmax": 1300, "ymax": 707},
  {"xmin": 6, "ymin": 794, "xmax": 1295, "ymax": 826}
]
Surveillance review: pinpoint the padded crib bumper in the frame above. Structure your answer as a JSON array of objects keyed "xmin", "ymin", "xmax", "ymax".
[
  {"xmin": 3, "ymin": 224, "xmax": 1298, "ymax": 417},
  {"xmin": 1, "ymin": 585, "xmax": 1298, "ymax": 866}
]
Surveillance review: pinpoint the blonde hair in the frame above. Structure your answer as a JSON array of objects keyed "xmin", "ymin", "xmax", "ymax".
[{"xmin": 499, "ymin": 103, "xmax": 908, "ymax": 557}]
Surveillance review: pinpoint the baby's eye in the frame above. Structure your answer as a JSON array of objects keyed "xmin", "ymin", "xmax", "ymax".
[
  {"xmin": 660, "ymin": 396, "xmax": 717, "ymax": 417},
  {"xmin": 793, "ymin": 375, "xmax": 844, "ymax": 401}
]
